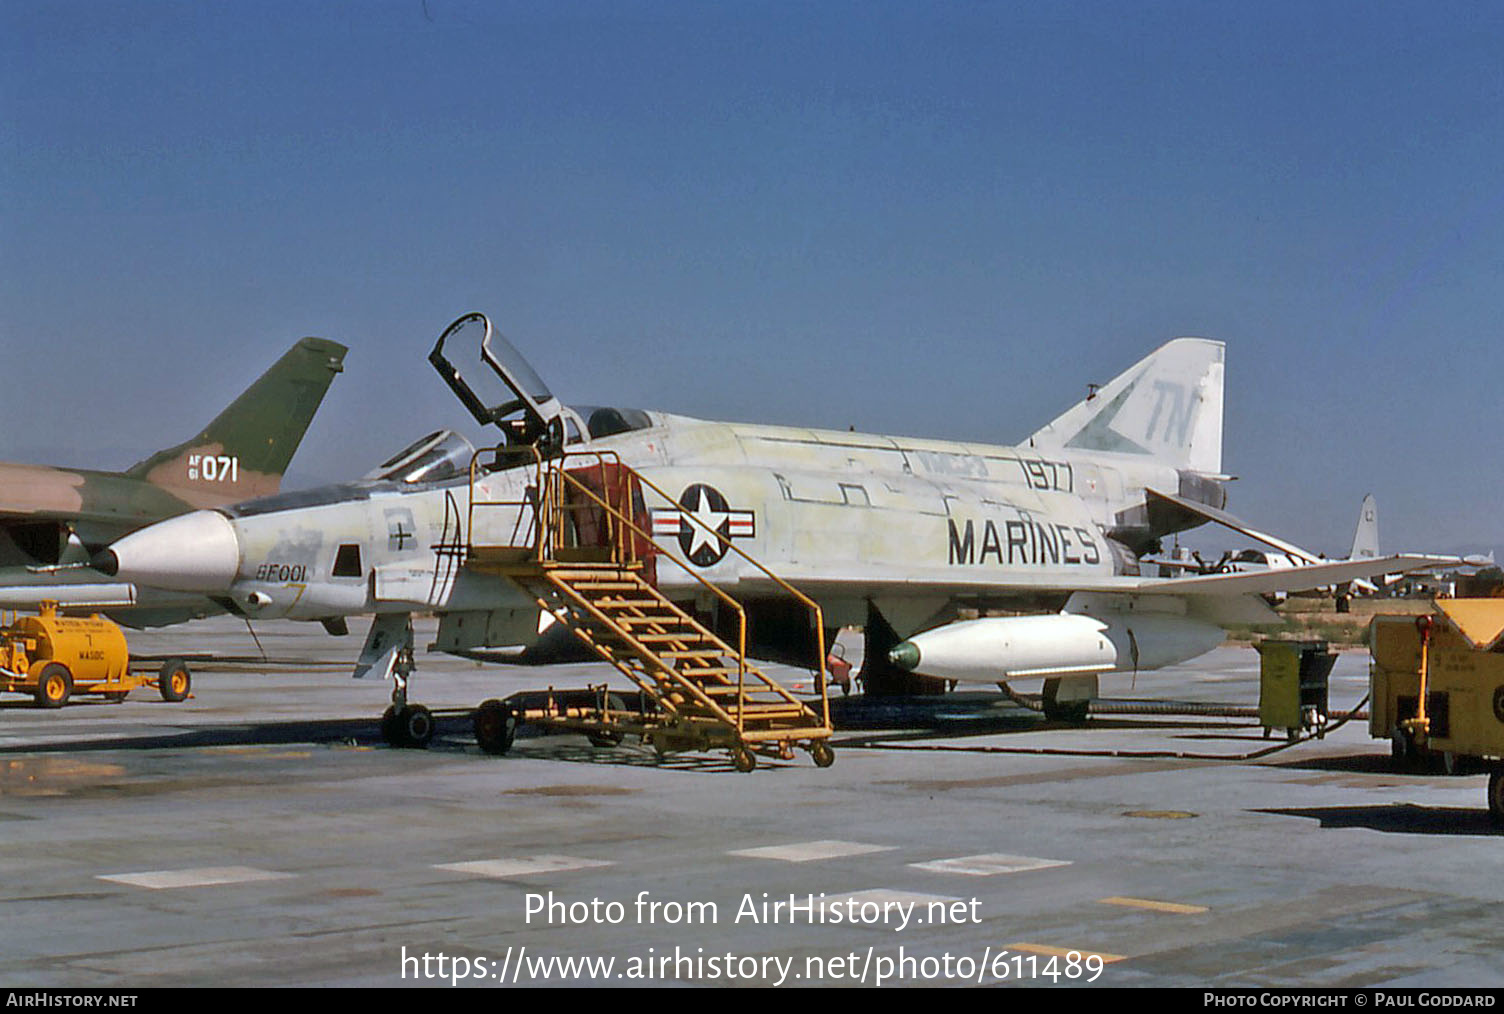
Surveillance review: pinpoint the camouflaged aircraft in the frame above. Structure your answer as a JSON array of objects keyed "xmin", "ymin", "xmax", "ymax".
[
  {"xmin": 96, "ymin": 312, "xmax": 1446, "ymax": 743},
  {"xmin": 0, "ymin": 336, "xmax": 347, "ymax": 626}
]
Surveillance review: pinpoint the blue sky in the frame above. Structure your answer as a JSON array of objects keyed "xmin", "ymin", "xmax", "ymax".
[{"xmin": 3, "ymin": 1, "xmax": 1501, "ymax": 556}]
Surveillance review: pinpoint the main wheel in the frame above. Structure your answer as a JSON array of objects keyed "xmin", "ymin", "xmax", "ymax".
[
  {"xmin": 1487, "ymin": 771, "xmax": 1504, "ymax": 827},
  {"xmin": 810, "ymin": 741, "xmax": 835, "ymax": 768},
  {"xmin": 400, "ymin": 704, "xmax": 435, "ymax": 749},
  {"xmin": 473, "ymin": 699, "xmax": 517, "ymax": 755},
  {"xmin": 1043, "ymin": 699, "xmax": 1090, "ymax": 723},
  {"xmin": 158, "ymin": 658, "xmax": 191, "ymax": 702},
  {"xmin": 34, "ymin": 663, "xmax": 72, "ymax": 709}
]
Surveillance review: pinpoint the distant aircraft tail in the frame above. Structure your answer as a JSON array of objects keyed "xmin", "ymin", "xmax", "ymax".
[
  {"xmin": 1028, "ymin": 337, "xmax": 1225, "ymax": 476},
  {"xmin": 1349, "ymin": 494, "xmax": 1379, "ymax": 561},
  {"xmin": 124, "ymin": 337, "xmax": 347, "ymax": 505}
]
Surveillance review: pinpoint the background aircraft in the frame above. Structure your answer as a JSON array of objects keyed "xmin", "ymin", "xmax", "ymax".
[
  {"xmin": 97, "ymin": 313, "xmax": 1445, "ymax": 732},
  {"xmin": 1151, "ymin": 493, "xmax": 1382, "ymax": 606},
  {"xmin": 0, "ymin": 336, "xmax": 347, "ymax": 625}
]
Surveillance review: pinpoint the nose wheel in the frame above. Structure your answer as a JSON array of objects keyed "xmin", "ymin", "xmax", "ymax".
[{"xmin": 378, "ymin": 643, "xmax": 434, "ymax": 748}]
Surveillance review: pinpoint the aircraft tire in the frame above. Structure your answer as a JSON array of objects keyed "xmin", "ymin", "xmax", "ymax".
[
  {"xmin": 35, "ymin": 663, "xmax": 72, "ymax": 709},
  {"xmin": 731, "ymin": 746, "xmax": 757, "ymax": 773},
  {"xmin": 474, "ymin": 699, "xmax": 517, "ymax": 755},
  {"xmin": 380, "ymin": 705, "xmax": 406, "ymax": 747},
  {"xmin": 1043, "ymin": 700, "xmax": 1090, "ymax": 724},
  {"xmin": 158, "ymin": 659, "xmax": 191, "ymax": 702},
  {"xmin": 401, "ymin": 704, "xmax": 435, "ymax": 749}
]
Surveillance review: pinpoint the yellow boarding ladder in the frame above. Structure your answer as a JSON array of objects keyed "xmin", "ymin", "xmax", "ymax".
[{"xmin": 461, "ymin": 446, "xmax": 833, "ymax": 771}]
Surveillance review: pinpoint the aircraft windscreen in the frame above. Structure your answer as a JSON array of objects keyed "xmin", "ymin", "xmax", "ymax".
[
  {"xmin": 583, "ymin": 406, "xmax": 654, "ymax": 439},
  {"xmin": 365, "ymin": 429, "xmax": 476, "ymax": 484}
]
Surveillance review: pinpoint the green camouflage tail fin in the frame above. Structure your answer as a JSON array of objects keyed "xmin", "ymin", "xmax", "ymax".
[{"xmin": 125, "ymin": 337, "xmax": 347, "ymax": 505}]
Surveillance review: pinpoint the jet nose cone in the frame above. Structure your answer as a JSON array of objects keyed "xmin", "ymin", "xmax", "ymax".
[
  {"xmin": 888, "ymin": 641, "xmax": 921, "ymax": 672},
  {"xmin": 96, "ymin": 510, "xmax": 241, "ymax": 592}
]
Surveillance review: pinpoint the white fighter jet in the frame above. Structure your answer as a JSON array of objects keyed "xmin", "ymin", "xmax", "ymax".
[{"xmin": 95, "ymin": 313, "xmax": 1448, "ymax": 739}]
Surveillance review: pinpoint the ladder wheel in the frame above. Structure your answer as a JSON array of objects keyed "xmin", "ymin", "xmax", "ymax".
[
  {"xmin": 474, "ymin": 699, "xmax": 517, "ymax": 755},
  {"xmin": 731, "ymin": 746, "xmax": 757, "ymax": 773},
  {"xmin": 810, "ymin": 741, "xmax": 835, "ymax": 768},
  {"xmin": 588, "ymin": 693, "xmax": 625, "ymax": 747}
]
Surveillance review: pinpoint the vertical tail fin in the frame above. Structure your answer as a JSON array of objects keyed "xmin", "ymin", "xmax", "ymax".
[
  {"xmin": 1028, "ymin": 337, "xmax": 1225, "ymax": 475},
  {"xmin": 1349, "ymin": 494, "xmax": 1379, "ymax": 561},
  {"xmin": 125, "ymin": 337, "xmax": 347, "ymax": 504}
]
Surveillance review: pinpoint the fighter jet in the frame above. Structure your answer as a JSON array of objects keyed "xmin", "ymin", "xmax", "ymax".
[
  {"xmin": 0, "ymin": 336, "xmax": 347, "ymax": 625},
  {"xmin": 97, "ymin": 313, "xmax": 1446, "ymax": 738}
]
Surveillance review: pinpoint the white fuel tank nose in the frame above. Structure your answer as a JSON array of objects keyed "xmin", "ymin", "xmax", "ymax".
[{"xmin": 95, "ymin": 510, "xmax": 241, "ymax": 593}]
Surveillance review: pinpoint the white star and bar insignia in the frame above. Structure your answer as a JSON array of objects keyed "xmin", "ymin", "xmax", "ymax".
[{"xmin": 649, "ymin": 483, "xmax": 755, "ymax": 566}]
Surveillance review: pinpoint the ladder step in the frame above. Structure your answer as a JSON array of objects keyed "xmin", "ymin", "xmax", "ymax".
[
  {"xmin": 548, "ymin": 570, "xmax": 638, "ymax": 581},
  {"xmin": 492, "ymin": 493, "xmax": 833, "ymax": 748}
]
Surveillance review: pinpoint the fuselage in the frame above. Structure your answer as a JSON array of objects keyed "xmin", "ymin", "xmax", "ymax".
[{"xmin": 101, "ymin": 410, "xmax": 1223, "ymax": 639}]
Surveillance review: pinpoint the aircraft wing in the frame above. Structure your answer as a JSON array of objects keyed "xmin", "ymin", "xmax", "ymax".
[
  {"xmin": 1146, "ymin": 488, "xmax": 1323, "ymax": 564},
  {"xmin": 737, "ymin": 554, "xmax": 1455, "ymax": 601},
  {"xmin": 1122, "ymin": 554, "xmax": 1456, "ymax": 597}
]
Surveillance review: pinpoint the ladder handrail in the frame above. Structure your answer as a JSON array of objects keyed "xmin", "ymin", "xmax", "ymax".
[
  {"xmin": 619, "ymin": 462, "xmax": 829, "ymax": 722},
  {"xmin": 463, "ymin": 443, "xmax": 831, "ymax": 732},
  {"xmin": 546, "ymin": 465, "xmax": 752, "ymax": 721}
]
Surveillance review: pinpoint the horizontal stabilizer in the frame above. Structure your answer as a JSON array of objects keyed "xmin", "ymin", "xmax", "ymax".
[
  {"xmin": 1131, "ymin": 554, "xmax": 1457, "ymax": 597},
  {"xmin": 1146, "ymin": 488, "xmax": 1322, "ymax": 564}
]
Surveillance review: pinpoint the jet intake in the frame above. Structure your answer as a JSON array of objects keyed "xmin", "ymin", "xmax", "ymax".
[{"xmin": 888, "ymin": 611, "xmax": 1223, "ymax": 684}]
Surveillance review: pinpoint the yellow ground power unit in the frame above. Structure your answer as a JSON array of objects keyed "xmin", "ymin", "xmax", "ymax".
[
  {"xmin": 0, "ymin": 601, "xmax": 191, "ymax": 707},
  {"xmin": 1370, "ymin": 600, "xmax": 1504, "ymax": 823}
]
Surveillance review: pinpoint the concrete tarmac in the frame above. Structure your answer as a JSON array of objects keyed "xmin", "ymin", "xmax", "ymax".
[{"xmin": 1, "ymin": 618, "xmax": 1500, "ymax": 988}]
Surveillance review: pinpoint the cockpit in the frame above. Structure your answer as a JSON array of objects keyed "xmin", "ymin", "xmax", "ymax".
[
  {"xmin": 364, "ymin": 429, "xmax": 477, "ymax": 484},
  {"xmin": 226, "ymin": 315, "xmax": 661, "ymax": 519},
  {"xmin": 429, "ymin": 311, "xmax": 656, "ymax": 450},
  {"xmin": 580, "ymin": 406, "xmax": 654, "ymax": 440}
]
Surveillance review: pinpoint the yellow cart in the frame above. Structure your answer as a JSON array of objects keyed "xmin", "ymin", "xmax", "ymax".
[
  {"xmin": 1370, "ymin": 600, "xmax": 1504, "ymax": 823},
  {"xmin": 0, "ymin": 602, "xmax": 191, "ymax": 707}
]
